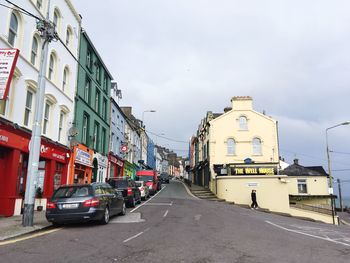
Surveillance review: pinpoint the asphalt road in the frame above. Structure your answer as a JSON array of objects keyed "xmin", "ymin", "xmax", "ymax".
[{"xmin": 0, "ymin": 180, "xmax": 350, "ymax": 263}]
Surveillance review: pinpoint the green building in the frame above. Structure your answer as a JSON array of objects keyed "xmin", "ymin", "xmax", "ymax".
[{"xmin": 70, "ymin": 29, "xmax": 113, "ymax": 184}]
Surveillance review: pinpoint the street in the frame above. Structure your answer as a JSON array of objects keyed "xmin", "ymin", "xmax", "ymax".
[{"xmin": 0, "ymin": 180, "xmax": 350, "ymax": 263}]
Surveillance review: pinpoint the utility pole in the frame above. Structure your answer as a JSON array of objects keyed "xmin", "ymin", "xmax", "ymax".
[
  {"xmin": 337, "ymin": 178, "xmax": 343, "ymax": 212},
  {"xmin": 23, "ymin": 1, "xmax": 57, "ymax": 226}
]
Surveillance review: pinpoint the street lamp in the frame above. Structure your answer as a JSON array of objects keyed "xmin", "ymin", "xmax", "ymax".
[
  {"xmin": 326, "ymin": 121, "xmax": 350, "ymax": 225},
  {"xmin": 142, "ymin": 110, "xmax": 156, "ymax": 127}
]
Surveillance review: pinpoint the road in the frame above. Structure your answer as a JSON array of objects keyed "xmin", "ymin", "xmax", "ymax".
[{"xmin": 0, "ymin": 180, "xmax": 350, "ymax": 262}]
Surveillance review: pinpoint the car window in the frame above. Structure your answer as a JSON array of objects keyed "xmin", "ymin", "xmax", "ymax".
[
  {"xmin": 53, "ymin": 186, "xmax": 91, "ymax": 198},
  {"xmin": 94, "ymin": 186, "xmax": 104, "ymax": 195}
]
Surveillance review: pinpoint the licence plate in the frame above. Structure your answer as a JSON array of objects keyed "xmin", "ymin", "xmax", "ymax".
[{"xmin": 62, "ymin": 203, "xmax": 79, "ymax": 209}]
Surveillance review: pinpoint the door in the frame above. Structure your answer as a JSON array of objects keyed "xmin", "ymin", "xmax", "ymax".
[{"xmin": 92, "ymin": 158, "xmax": 98, "ymax": 183}]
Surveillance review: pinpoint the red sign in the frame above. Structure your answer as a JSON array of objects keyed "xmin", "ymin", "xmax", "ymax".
[
  {"xmin": 0, "ymin": 48, "xmax": 20, "ymax": 100},
  {"xmin": 120, "ymin": 145, "xmax": 128, "ymax": 153},
  {"xmin": 109, "ymin": 155, "xmax": 124, "ymax": 167}
]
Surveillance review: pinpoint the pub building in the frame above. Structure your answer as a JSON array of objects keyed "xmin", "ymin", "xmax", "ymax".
[{"xmin": 0, "ymin": 118, "xmax": 70, "ymax": 217}]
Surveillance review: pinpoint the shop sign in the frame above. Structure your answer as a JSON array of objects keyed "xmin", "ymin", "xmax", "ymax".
[
  {"xmin": 120, "ymin": 144, "xmax": 128, "ymax": 153},
  {"xmin": 38, "ymin": 142, "xmax": 67, "ymax": 162},
  {"xmin": 75, "ymin": 148, "xmax": 91, "ymax": 166},
  {"xmin": 230, "ymin": 165, "xmax": 277, "ymax": 175},
  {"xmin": 110, "ymin": 155, "xmax": 124, "ymax": 167},
  {"xmin": 0, "ymin": 48, "xmax": 19, "ymax": 100},
  {"xmin": 98, "ymin": 154, "xmax": 108, "ymax": 168}
]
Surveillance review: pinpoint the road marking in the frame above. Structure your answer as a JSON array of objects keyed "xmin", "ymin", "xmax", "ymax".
[
  {"xmin": 0, "ymin": 228, "xmax": 62, "ymax": 246},
  {"xmin": 144, "ymin": 202, "xmax": 173, "ymax": 206},
  {"xmin": 123, "ymin": 231, "xmax": 144, "ymax": 243},
  {"xmin": 110, "ymin": 212, "xmax": 145, "ymax": 223},
  {"xmin": 130, "ymin": 185, "xmax": 167, "ymax": 213},
  {"xmin": 163, "ymin": 210, "xmax": 169, "ymax": 218},
  {"xmin": 265, "ymin": 221, "xmax": 350, "ymax": 247}
]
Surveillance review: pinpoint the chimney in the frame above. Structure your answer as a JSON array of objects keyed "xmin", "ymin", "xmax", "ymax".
[
  {"xmin": 293, "ymin": 159, "xmax": 299, "ymax": 165},
  {"xmin": 231, "ymin": 96, "xmax": 253, "ymax": 111}
]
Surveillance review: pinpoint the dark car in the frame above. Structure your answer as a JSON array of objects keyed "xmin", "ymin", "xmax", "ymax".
[
  {"xmin": 159, "ymin": 173, "xmax": 170, "ymax": 184},
  {"xmin": 46, "ymin": 183, "xmax": 126, "ymax": 226},
  {"xmin": 107, "ymin": 177, "xmax": 141, "ymax": 207}
]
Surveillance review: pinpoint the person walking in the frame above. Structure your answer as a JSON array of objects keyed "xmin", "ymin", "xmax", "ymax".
[{"xmin": 251, "ymin": 189, "xmax": 258, "ymax": 209}]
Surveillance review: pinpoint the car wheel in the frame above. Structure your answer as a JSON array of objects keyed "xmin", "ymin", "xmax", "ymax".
[
  {"xmin": 120, "ymin": 202, "xmax": 126, "ymax": 216},
  {"xmin": 100, "ymin": 206, "xmax": 110, "ymax": 225},
  {"xmin": 52, "ymin": 222, "xmax": 61, "ymax": 227}
]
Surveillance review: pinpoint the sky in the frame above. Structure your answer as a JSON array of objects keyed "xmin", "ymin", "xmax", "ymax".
[{"xmin": 71, "ymin": 0, "xmax": 350, "ymax": 196}]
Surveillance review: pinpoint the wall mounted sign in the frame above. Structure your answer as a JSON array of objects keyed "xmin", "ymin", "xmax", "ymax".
[
  {"xmin": 75, "ymin": 148, "xmax": 91, "ymax": 166},
  {"xmin": 230, "ymin": 165, "xmax": 277, "ymax": 175},
  {"xmin": 0, "ymin": 48, "xmax": 19, "ymax": 100}
]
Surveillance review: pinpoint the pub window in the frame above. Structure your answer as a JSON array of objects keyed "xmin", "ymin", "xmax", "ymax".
[
  {"xmin": 297, "ymin": 179, "xmax": 308, "ymax": 194},
  {"xmin": 54, "ymin": 163, "xmax": 64, "ymax": 190},
  {"xmin": 227, "ymin": 138, "xmax": 235, "ymax": 155},
  {"xmin": 252, "ymin": 137, "xmax": 262, "ymax": 155},
  {"xmin": 239, "ymin": 116, "xmax": 248, "ymax": 130}
]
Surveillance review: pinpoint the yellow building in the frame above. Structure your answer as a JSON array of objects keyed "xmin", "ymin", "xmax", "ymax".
[{"xmin": 193, "ymin": 96, "xmax": 336, "ymax": 224}]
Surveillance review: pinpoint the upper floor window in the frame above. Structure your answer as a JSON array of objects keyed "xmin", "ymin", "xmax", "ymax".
[
  {"xmin": 30, "ymin": 36, "xmax": 39, "ymax": 66},
  {"xmin": 239, "ymin": 116, "xmax": 248, "ymax": 130},
  {"xmin": 48, "ymin": 53, "xmax": 56, "ymax": 81},
  {"xmin": 23, "ymin": 90, "xmax": 34, "ymax": 126},
  {"xmin": 36, "ymin": 0, "xmax": 42, "ymax": 10},
  {"xmin": 227, "ymin": 138, "xmax": 235, "ymax": 155},
  {"xmin": 8, "ymin": 12, "xmax": 18, "ymax": 46},
  {"xmin": 43, "ymin": 102, "xmax": 51, "ymax": 135},
  {"xmin": 101, "ymin": 128, "xmax": 106, "ymax": 153},
  {"xmin": 65, "ymin": 27, "xmax": 72, "ymax": 46},
  {"xmin": 96, "ymin": 64, "xmax": 101, "ymax": 82},
  {"xmin": 297, "ymin": 179, "xmax": 307, "ymax": 194},
  {"xmin": 58, "ymin": 111, "xmax": 65, "ymax": 141},
  {"xmin": 53, "ymin": 9, "xmax": 60, "ymax": 28},
  {"xmin": 102, "ymin": 98, "xmax": 107, "ymax": 120},
  {"xmin": 103, "ymin": 74, "xmax": 107, "ymax": 90},
  {"xmin": 86, "ymin": 49, "xmax": 92, "ymax": 69},
  {"xmin": 252, "ymin": 137, "xmax": 262, "ymax": 155},
  {"xmin": 84, "ymin": 78, "xmax": 91, "ymax": 103},
  {"xmin": 93, "ymin": 122, "xmax": 99, "ymax": 150},
  {"xmin": 95, "ymin": 90, "xmax": 100, "ymax": 113},
  {"xmin": 82, "ymin": 113, "xmax": 89, "ymax": 145},
  {"xmin": 62, "ymin": 67, "xmax": 68, "ymax": 92}
]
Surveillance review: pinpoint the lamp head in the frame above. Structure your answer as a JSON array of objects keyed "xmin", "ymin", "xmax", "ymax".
[{"xmin": 341, "ymin": 121, "xmax": 350, "ymax": 125}]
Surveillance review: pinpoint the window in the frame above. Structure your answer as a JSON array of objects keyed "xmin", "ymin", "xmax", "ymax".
[
  {"xmin": 53, "ymin": 10, "xmax": 59, "ymax": 27},
  {"xmin": 62, "ymin": 67, "xmax": 68, "ymax": 92},
  {"xmin": 8, "ymin": 12, "xmax": 18, "ymax": 46},
  {"xmin": 297, "ymin": 179, "xmax": 308, "ymax": 194},
  {"xmin": 65, "ymin": 28, "xmax": 71, "ymax": 46},
  {"xmin": 30, "ymin": 36, "xmax": 38, "ymax": 65},
  {"xmin": 0, "ymin": 99, "xmax": 6, "ymax": 116},
  {"xmin": 96, "ymin": 64, "xmax": 100, "ymax": 82},
  {"xmin": 58, "ymin": 111, "xmax": 64, "ymax": 141},
  {"xmin": 24, "ymin": 90, "xmax": 33, "ymax": 126},
  {"xmin": 86, "ymin": 49, "xmax": 92, "ymax": 69},
  {"xmin": 95, "ymin": 90, "xmax": 100, "ymax": 113},
  {"xmin": 93, "ymin": 122, "xmax": 99, "ymax": 150},
  {"xmin": 84, "ymin": 78, "xmax": 90, "ymax": 103},
  {"xmin": 43, "ymin": 102, "xmax": 50, "ymax": 134},
  {"xmin": 101, "ymin": 128, "xmax": 106, "ymax": 153},
  {"xmin": 252, "ymin": 137, "xmax": 262, "ymax": 155},
  {"xmin": 227, "ymin": 138, "xmax": 235, "ymax": 155},
  {"xmin": 102, "ymin": 98, "xmax": 107, "ymax": 120},
  {"xmin": 54, "ymin": 163, "xmax": 63, "ymax": 190},
  {"xmin": 111, "ymin": 133, "xmax": 115, "ymax": 153},
  {"xmin": 48, "ymin": 53, "xmax": 55, "ymax": 80},
  {"xmin": 36, "ymin": 0, "xmax": 43, "ymax": 10},
  {"xmin": 239, "ymin": 116, "xmax": 248, "ymax": 130},
  {"xmin": 103, "ymin": 74, "xmax": 107, "ymax": 90},
  {"xmin": 82, "ymin": 113, "xmax": 89, "ymax": 145}
]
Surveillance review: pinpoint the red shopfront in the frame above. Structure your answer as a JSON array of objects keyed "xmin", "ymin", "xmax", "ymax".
[
  {"xmin": 108, "ymin": 153, "xmax": 124, "ymax": 179},
  {"xmin": 0, "ymin": 120, "xmax": 70, "ymax": 217}
]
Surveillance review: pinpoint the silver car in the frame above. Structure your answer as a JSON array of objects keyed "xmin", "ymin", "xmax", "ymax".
[{"xmin": 135, "ymin": 181, "xmax": 150, "ymax": 201}]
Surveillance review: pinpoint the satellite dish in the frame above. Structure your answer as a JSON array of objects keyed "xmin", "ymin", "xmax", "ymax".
[
  {"xmin": 70, "ymin": 138, "xmax": 79, "ymax": 147},
  {"xmin": 68, "ymin": 126, "xmax": 79, "ymax": 136}
]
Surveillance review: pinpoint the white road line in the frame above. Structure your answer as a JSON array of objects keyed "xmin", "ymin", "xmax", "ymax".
[
  {"xmin": 163, "ymin": 210, "xmax": 169, "ymax": 218},
  {"xmin": 265, "ymin": 221, "xmax": 350, "ymax": 247},
  {"xmin": 130, "ymin": 185, "xmax": 167, "ymax": 213},
  {"xmin": 144, "ymin": 203, "xmax": 172, "ymax": 206},
  {"xmin": 123, "ymin": 232, "xmax": 144, "ymax": 243}
]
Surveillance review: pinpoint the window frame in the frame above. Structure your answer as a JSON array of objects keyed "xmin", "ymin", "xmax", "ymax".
[
  {"xmin": 227, "ymin": 138, "xmax": 235, "ymax": 155},
  {"xmin": 84, "ymin": 77, "xmax": 91, "ymax": 104},
  {"xmin": 24, "ymin": 90, "xmax": 34, "ymax": 127},
  {"xmin": 239, "ymin": 116, "xmax": 248, "ymax": 131},
  {"xmin": 42, "ymin": 102, "xmax": 51, "ymax": 135},
  {"xmin": 93, "ymin": 122, "xmax": 99, "ymax": 150},
  {"xmin": 30, "ymin": 36, "xmax": 39, "ymax": 66},
  {"xmin": 8, "ymin": 12, "xmax": 19, "ymax": 46},
  {"xmin": 58, "ymin": 110, "xmax": 64, "ymax": 141},
  {"xmin": 252, "ymin": 137, "xmax": 262, "ymax": 155},
  {"xmin": 297, "ymin": 179, "xmax": 308, "ymax": 194},
  {"xmin": 82, "ymin": 113, "xmax": 89, "ymax": 145}
]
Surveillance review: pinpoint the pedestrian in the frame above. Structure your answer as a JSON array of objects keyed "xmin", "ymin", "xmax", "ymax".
[{"xmin": 251, "ymin": 190, "xmax": 258, "ymax": 209}]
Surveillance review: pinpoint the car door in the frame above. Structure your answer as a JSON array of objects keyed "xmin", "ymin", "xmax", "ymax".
[{"xmin": 104, "ymin": 185, "xmax": 118, "ymax": 215}]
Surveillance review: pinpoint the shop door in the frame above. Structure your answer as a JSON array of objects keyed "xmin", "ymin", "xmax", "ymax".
[{"xmin": 92, "ymin": 158, "xmax": 98, "ymax": 183}]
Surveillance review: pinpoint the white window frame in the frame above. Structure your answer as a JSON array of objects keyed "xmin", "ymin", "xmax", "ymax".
[
  {"xmin": 82, "ymin": 114, "xmax": 89, "ymax": 145},
  {"xmin": 297, "ymin": 179, "xmax": 308, "ymax": 194},
  {"xmin": 30, "ymin": 36, "xmax": 39, "ymax": 66},
  {"xmin": 42, "ymin": 102, "xmax": 51, "ymax": 135},
  {"xmin": 24, "ymin": 90, "xmax": 34, "ymax": 127},
  {"xmin": 252, "ymin": 137, "xmax": 262, "ymax": 155},
  {"xmin": 58, "ymin": 111, "xmax": 64, "ymax": 142},
  {"xmin": 239, "ymin": 116, "xmax": 248, "ymax": 130},
  {"xmin": 8, "ymin": 12, "xmax": 18, "ymax": 46},
  {"xmin": 227, "ymin": 138, "xmax": 235, "ymax": 155}
]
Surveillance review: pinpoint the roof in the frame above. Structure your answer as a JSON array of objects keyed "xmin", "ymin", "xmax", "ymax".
[{"xmin": 281, "ymin": 160, "xmax": 328, "ymax": 177}]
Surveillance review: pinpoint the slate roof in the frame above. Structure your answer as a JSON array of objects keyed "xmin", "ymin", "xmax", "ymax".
[{"xmin": 281, "ymin": 159, "xmax": 328, "ymax": 177}]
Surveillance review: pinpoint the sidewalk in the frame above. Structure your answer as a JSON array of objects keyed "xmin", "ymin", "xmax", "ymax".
[
  {"xmin": 0, "ymin": 211, "xmax": 51, "ymax": 241},
  {"xmin": 337, "ymin": 212, "xmax": 350, "ymax": 226}
]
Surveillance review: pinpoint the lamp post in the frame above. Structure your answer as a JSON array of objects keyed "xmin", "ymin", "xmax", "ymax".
[
  {"xmin": 326, "ymin": 121, "xmax": 350, "ymax": 225},
  {"xmin": 142, "ymin": 110, "xmax": 156, "ymax": 126}
]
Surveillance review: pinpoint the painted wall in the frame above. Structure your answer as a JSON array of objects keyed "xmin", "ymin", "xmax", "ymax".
[{"xmin": 110, "ymin": 99, "xmax": 126, "ymax": 158}]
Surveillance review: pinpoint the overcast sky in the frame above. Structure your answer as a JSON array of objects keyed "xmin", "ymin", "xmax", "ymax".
[{"xmin": 71, "ymin": 0, "xmax": 350, "ymax": 195}]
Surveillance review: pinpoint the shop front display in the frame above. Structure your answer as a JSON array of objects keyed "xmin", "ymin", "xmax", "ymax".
[
  {"xmin": 69, "ymin": 144, "xmax": 94, "ymax": 184},
  {"xmin": 108, "ymin": 153, "xmax": 124, "ymax": 179}
]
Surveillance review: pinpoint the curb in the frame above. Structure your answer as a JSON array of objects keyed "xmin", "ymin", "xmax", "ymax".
[
  {"xmin": 340, "ymin": 219, "xmax": 350, "ymax": 226},
  {"xmin": 179, "ymin": 181, "xmax": 200, "ymax": 200},
  {"xmin": 0, "ymin": 224, "xmax": 53, "ymax": 244}
]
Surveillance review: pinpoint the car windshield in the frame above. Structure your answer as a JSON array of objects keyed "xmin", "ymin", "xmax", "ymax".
[
  {"xmin": 109, "ymin": 180, "xmax": 128, "ymax": 188},
  {"xmin": 53, "ymin": 186, "xmax": 92, "ymax": 198},
  {"xmin": 136, "ymin": 176, "xmax": 153, "ymax": 182}
]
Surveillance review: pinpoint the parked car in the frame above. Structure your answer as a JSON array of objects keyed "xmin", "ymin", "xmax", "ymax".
[
  {"xmin": 46, "ymin": 183, "xmax": 126, "ymax": 226},
  {"xmin": 135, "ymin": 181, "xmax": 150, "ymax": 201},
  {"xmin": 107, "ymin": 177, "xmax": 141, "ymax": 207},
  {"xmin": 136, "ymin": 170, "xmax": 159, "ymax": 195},
  {"xmin": 159, "ymin": 172, "xmax": 170, "ymax": 184}
]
